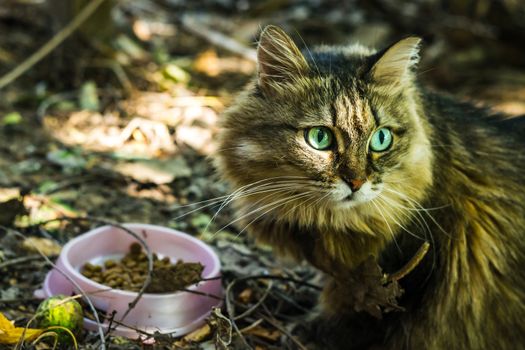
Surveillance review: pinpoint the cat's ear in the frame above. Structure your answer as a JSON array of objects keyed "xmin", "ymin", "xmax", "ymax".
[
  {"xmin": 369, "ymin": 37, "xmax": 421, "ymax": 89},
  {"xmin": 257, "ymin": 25, "xmax": 308, "ymax": 93}
]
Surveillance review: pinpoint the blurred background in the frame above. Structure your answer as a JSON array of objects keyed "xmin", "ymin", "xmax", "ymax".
[{"xmin": 0, "ymin": 0, "xmax": 524, "ymax": 348}]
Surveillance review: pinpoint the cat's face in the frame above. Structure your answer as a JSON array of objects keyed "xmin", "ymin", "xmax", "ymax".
[{"xmin": 215, "ymin": 26, "xmax": 433, "ymax": 233}]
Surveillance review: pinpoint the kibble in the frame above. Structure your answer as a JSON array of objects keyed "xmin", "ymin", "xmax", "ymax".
[{"xmin": 80, "ymin": 242, "xmax": 204, "ymax": 293}]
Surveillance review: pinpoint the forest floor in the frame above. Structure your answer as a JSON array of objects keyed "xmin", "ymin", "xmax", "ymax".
[{"xmin": 0, "ymin": 0, "xmax": 524, "ymax": 349}]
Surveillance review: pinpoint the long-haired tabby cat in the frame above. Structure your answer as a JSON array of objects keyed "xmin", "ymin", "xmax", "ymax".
[{"xmin": 214, "ymin": 25, "xmax": 525, "ymax": 349}]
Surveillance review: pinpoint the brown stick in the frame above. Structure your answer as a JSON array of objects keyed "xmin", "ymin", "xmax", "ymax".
[
  {"xmin": 181, "ymin": 14, "xmax": 257, "ymax": 62},
  {"xmin": 386, "ymin": 241, "xmax": 430, "ymax": 282},
  {"xmin": 0, "ymin": 0, "xmax": 107, "ymax": 90}
]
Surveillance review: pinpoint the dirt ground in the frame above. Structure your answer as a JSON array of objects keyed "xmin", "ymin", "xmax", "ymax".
[{"xmin": 0, "ymin": 0, "xmax": 524, "ymax": 349}]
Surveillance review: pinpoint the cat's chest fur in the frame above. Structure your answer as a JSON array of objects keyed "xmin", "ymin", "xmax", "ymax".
[{"xmin": 214, "ymin": 25, "xmax": 525, "ymax": 349}]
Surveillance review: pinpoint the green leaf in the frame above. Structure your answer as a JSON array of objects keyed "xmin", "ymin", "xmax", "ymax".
[
  {"xmin": 79, "ymin": 81, "xmax": 100, "ymax": 111},
  {"xmin": 37, "ymin": 180, "xmax": 60, "ymax": 194},
  {"xmin": 162, "ymin": 63, "xmax": 190, "ymax": 83},
  {"xmin": 2, "ymin": 112, "xmax": 22, "ymax": 125},
  {"xmin": 47, "ymin": 149, "xmax": 87, "ymax": 171}
]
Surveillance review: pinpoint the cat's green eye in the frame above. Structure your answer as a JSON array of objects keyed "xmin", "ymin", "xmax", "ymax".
[
  {"xmin": 305, "ymin": 127, "xmax": 333, "ymax": 150},
  {"xmin": 370, "ymin": 128, "xmax": 393, "ymax": 152}
]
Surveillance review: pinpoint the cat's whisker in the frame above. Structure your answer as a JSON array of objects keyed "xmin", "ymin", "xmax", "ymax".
[
  {"xmin": 171, "ymin": 176, "xmax": 317, "ymax": 220},
  {"xmin": 379, "ymin": 190, "xmax": 450, "ymax": 212},
  {"xmin": 381, "ymin": 190, "xmax": 436, "ymax": 238},
  {"xmin": 378, "ymin": 189, "xmax": 436, "ymax": 243},
  {"xmin": 210, "ymin": 182, "xmax": 319, "ymax": 225},
  {"xmin": 216, "ymin": 191, "xmax": 315, "ymax": 237},
  {"xmin": 172, "ymin": 182, "xmax": 312, "ymax": 221},
  {"xmin": 378, "ymin": 194, "xmax": 438, "ymax": 282},
  {"xmin": 375, "ymin": 198, "xmax": 426, "ymax": 241},
  {"xmin": 204, "ymin": 185, "xmax": 309, "ymax": 234},
  {"xmin": 369, "ymin": 199, "xmax": 402, "ymax": 253},
  {"xmin": 285, "ymin": 190, "xmax": 332, "ymax": 220},
  {"xmin": 384, "ymin": 188, "xmax": 452, "ymax": 239},
  {"xmin": 239, "ymin": 188, "xmax": 315, "ymax": 218},
  {"xmin": 375, "ymin": 195, "xmax": 438, "ymax": 280},
  {"xmin": 170, "ymin": 176, "xmax": 312, "ymax": 209},
  {"xmin": 238, "ymin": 192, "xmax": 318, "ymax": 237},
  {"xmin": 203, "ymin": 189, "xmax": 282, "ymax": 234},
  {"xmin": 378, "ymin": 194, "xmax": 432, "ymax": 240}
]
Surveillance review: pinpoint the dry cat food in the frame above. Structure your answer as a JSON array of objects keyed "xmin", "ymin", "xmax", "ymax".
[{"xmin": 80, "ymin": 242, "xmax": 204, "ymax": 293}]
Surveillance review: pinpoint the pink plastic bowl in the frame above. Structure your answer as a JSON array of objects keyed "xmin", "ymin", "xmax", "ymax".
[{"xmin": 35, "ymin": 223, "xmax": 222, "ymax": 338}]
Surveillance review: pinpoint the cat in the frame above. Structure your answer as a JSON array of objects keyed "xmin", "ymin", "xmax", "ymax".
[{"xmin": 214, "ymin": 25, "xmax": 525, "ymax": 349}]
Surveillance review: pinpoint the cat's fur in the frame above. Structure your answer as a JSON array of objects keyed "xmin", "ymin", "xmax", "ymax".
[{"xmin": 214, "ymin": 25, "xmax": 525, "ymax": 349}]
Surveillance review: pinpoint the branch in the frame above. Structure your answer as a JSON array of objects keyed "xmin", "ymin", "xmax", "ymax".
[
  {"xmin": 181, "ymin": 14, "xmax": 257, "ymax": 62},
  {"xmin": 0, "ymin": 0, "xmax": 107, "ymax": 90}
]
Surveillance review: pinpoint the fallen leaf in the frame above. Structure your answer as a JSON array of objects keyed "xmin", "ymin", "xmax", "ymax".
[
  {"xmin": 46, "ymin": 149, "xmax": 87, "ymax": 171},
  {"xmin": 182, "ymin": 323, "xmax": 212, "ymax": 343},
  {"xmin": 114, "ymin": 34, "xmax": 148, "ymax": 61},
  {"xmin": 2, "ymin": 112, "xmax": 22, "ymax": 126},
  {"xmin": 22, "ymin": 237, "xmax": 62, "ymax": 257},
  {"xmin": 162, "ymin": 62, "xmax": 191, "ymax": 83},
  {"xmin": 79, "ymin": 81, "xmax": 100, "ymax": 111},
  {"xmin": 115, "ymin": 157, "xmax": 190, "ymax": 184},
  {"xmin": 176, "ymin": 125, "xmax": 215, "ymax": 154},
  {"xmin": 209, "ymin": 307, "xmax": 232, "ymax": 350},
  {"xmin": 243, "ymin": 326, "xmax": 281, "ymax": 342},
  {"xmin": 194, "ymin": 49, "xmax": 220, "ymax": 77},
  {"xmin": 238, "ymin": 288, "xmax": 253, "ymax": 304},
  {"xmin": 335, "ymin": 257, "xmax": 404, "ymax": 319},
  {"xmin": 0, "ymin": 197, "xmax": 27, "ymax": 226},
  {"xmin": 0, "ymin": 313, "xmax": 43, "ymax": 344}
]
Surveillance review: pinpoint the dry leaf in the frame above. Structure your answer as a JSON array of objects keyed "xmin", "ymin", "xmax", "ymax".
[
  {"xmin": 0, "ymin": 197, "xmax": 26, "ymax": 226},
  {"xmin": 0, "ymin": 313, "xmax": 43, "ymax": 344},
  {"xmin": 337, "ymin": 257, "xmax": 404, "ymax": 319},
  {"xmin": 22, "ymin": 237, "xmax": 62, "ymax": 257},
  {"xmin": 182, "ymin": 323, "xmax": 212, "ymax": 343},
  {"xmin": 209, "ymin": 307, "xmax": 232, "ymax": 350},
  {"xmin": 243, "ymin": 326, "xmax": 281, "ymax": 341},
  {"xmin": 238, "ymin": 288, "xmax": 253, "ymax": 304}
]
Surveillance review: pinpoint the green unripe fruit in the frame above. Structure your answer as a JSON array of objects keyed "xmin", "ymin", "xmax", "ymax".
[{"xmin": 36, "ymin": 295, "xmax": 83, "ymax": 344}]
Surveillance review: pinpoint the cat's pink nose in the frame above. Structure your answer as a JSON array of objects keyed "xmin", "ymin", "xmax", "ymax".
[{"xmin": 349, "ymin": 179, "xmax": 364, "ymax": 192}]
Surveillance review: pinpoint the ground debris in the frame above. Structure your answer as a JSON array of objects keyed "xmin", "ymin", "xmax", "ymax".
[
  {"xmin": 21, "ymin": 237, "xmax": 61, "ymax": 257},
  {"xmin": 335, "ymin": 257, "xmax": 404, "ymax": 319}
]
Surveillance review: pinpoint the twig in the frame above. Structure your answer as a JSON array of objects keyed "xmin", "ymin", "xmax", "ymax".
[
  {"xmin": 200, "ymin": 275, "xmax": 223, "ymax": 281},
  {"xmin": 89, "ymin": 59, "xmax": 133, "ymax": 93},
  {"xmin": 231, "ymin": 274, "xmax": 322, "ymax": 291},
  {"xmin": 225, "ymin": 280, "xmax": 254, "ymax": 350},
  {"xmin": 270, "ymin": 290, "xmax": 312, "ymax": 314},
  {"xmin": 257, "ymin": 312, "xmax": 308, "ymax": 350},
  {"xmin": 0, "ymin": 297, "xmax": 42, "ymax": 303},
  {"xmin": 0, "ymin": 0, "xmax": 107, "ymax": 90},
  {"xmin": 97, "ymin": 316, "xmax": 155, "ymax": 338},
  {"xmin": 234, "ymin": 281, "xmax": 273, "ymax": 321},
  {"xmin": 0, "ymin": 255, "xmax": 42, "ymax": 269},
  {"xmin": 36, "ymin": 91, "xmax": 77, "ymax": 120},
  {"xmin": 177, "ymin": 287, "xmax": 223, "ymax": 300},
  {"xmin": 238, "ymin": 319, "xmax": 263, "ymax": 333},
  {"xmin": 181, "ymin": 14, "xmax": 257, "ymax": 62},
  {"xmin": 386, "ymin": 242, "xmax": 430, "ymax": 282}
]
